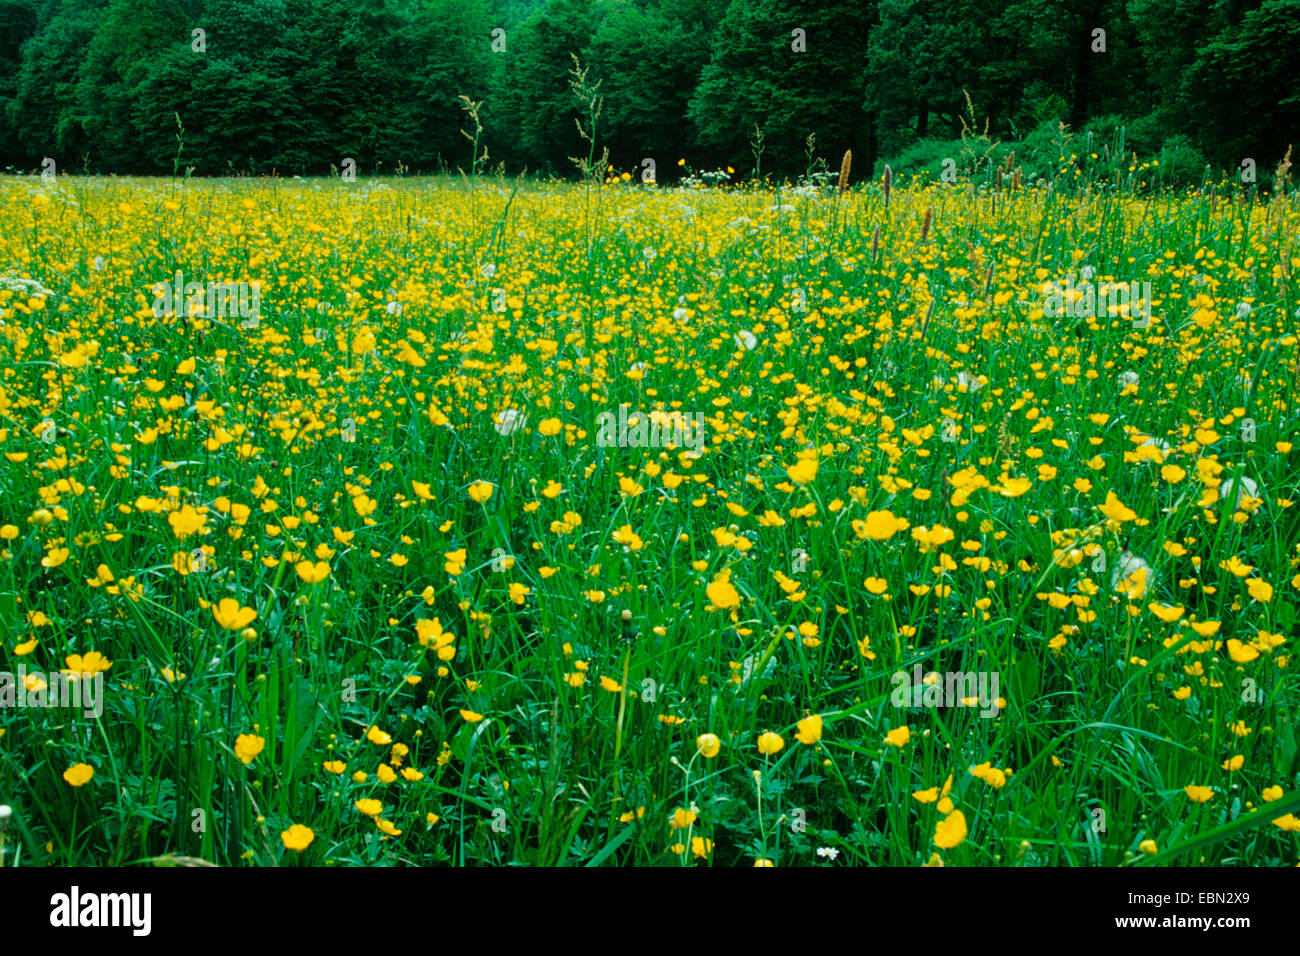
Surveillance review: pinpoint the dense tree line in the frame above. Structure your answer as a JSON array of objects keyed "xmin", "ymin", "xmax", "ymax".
[{"xmin": 1, "ymin": 0, "xmax": 1296, "ymax": 181}]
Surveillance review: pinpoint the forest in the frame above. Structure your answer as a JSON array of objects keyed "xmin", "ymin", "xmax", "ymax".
[{"xmin": 1, "ymin": 0, "xmax": 1298, "ymax": 183}]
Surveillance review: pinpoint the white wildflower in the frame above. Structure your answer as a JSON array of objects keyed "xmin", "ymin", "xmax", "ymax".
[
  {"xmin": 1219, "ymin": 475, "xmax": 1259, "ymax": 509},
  {"xmin": 493, "ymin": 408, "xmax": 526, "ymax": 437},
  {"xmin": 1111, "ymin": 550, "xmax": 1153, "ymax": 599}
]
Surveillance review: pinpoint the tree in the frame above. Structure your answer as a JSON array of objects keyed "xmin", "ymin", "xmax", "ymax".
[
  {"xmin": 690, "ymin": 0, "xmax": 873, "ymax": 177},
  {"xmin": 589, "ymin": 0, "xmax": 720, "ymax": 176},
  {"xmin": 8, "ymin": 0, "xmax": 104, "ymax": 170},
  {"xmin": 0, "ymin": 0, "xmax": 40, "ymax": 167},
  {"xmin": 1183, "ymin": 0, "xmax": 1300, "ymax": 169},
  {"xmin": 76, "ymin": 0, "xmax": 190, "ymax": 170},
  {"xmin": 408, "ymin": 0, "xmax": 494, "ymax": 172},
  {"xmin": 488, "ymin": 0, "xmax": 598, "ymax": 173}
]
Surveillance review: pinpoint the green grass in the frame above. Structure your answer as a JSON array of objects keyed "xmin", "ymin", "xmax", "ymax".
[{"xmin": 0, "ymin": 168, "xmax": 1297, "ymax": 867}]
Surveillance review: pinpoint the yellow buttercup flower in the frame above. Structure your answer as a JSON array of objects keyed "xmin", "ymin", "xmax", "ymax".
[
  {"xmin": 212, "ymin": 597, "xmax": 257, "ymax": 630},
  {"xmin": 934, "ymin": 810, "xmax": 967, "ymax": 849},
  {"xmin": 884, "ymin": 725, "xmax": 911, "ymax": 748},
  {"xmin": 911, "ymin": 524, "xmax": 955, "ymax": 552},
  {"xmin": 785, "ymin": 457, "xmax": 818, "ymax": 485},
  {"xmin": 706, "ymin": 568, "xmax": 742, "ymax": 609},
  {"xmin": 1147, "ymin": 602, "xmax": 1184, "ymax": 623},
  {"xmin": 794, "ymin": 714, "xmax": 823, "ymax": 745},
  {"xmin": 612, "ymin": 524, "xmax": 644, "ymax": 551},
  {"xmin": 1098, "ymin": 491, "xmax": 1137, "ymax": 522},
  {"xmin": 62, "ymin": 651, "xmax": 112, "ymax": 676},
  {"xmin": 669, "ymin": 807, "xmax": 697, "ymax": 829},
  {"xmin": 1226, "ymin": 639, "xmax": 1259, "ymax": 663},
  {"xmin": 415, "ymin": 617, "xmax": 454, "ymax": 649},
  {"xmin": 167, "ymin": 505, "xmax": 207, "ymax": 539},
  {"xmin": 295, "ymin": 559, "xmax": 330, "ymax": 583},
  {"xmin": 1246, "ymin": 577, "xmax": 1273, "ymax": 602},
  {"xmin": 234, "ymin": 733, "xmax": 266, "ymax": 765},
  {"xmin": 281, "ymin": 824, "xmax": 315, "ymax": 851},
  {"xmin": 63, "ymin": 763, "xmax": 95, "ymax": 787},
  {"xmin": 996, "ymin": 475, "xmax": 1032, "ymax": 497},
  {"xmin": 855, "ymin": 509, "xmax": 909, "ymax": 541},
  {"xmin": 970, "ymin": 761, "xmax": 1008, "ymax": 788}
]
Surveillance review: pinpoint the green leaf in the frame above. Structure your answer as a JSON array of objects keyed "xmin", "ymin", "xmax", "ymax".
[
  {"xmin": 1143, "ymin": 787, "xmax": 1300, "ymax": 865},
  {"xmin": 1275, "ymin": 600, "xmax": 1296, "ymax": 630},
  {"xmin": 585, "ymin": 824, "xmax": 636, "ymax": 867}
]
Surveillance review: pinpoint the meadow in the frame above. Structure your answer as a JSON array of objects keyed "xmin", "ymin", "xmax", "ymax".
[{"xmin": 1, "ymin": 161, "xmax": 1298, "ymax": 867}]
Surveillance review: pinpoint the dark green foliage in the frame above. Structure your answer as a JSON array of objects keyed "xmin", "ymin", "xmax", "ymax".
[
  {"xmin": 76, "ymin": 0, "xmax": 190, "ymax": 170},
  {"xmin": 689, "ymin": 0, "xmax": 873, "ymax": 175},
  {"xmin": 0, "ymin": 0, "xmax": 40, "ymax": 164},
  {"xmin": 7, "ymin": 0, "xmax": 103, "ymax": 169},
  {"xmin": 0, "ymin": 0, "xmax": 1292, "ymax": 182},
  {"xmin": 487, "ymin": 0, "xmax": 598, "ymax": 174},
  {"xmin": 1182, "ymin": 0, "xmax": 1300, "ymax": 168},
  {"xmin": 589, "ymin": 0, "xmax": 716, "ymax": 174}
]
